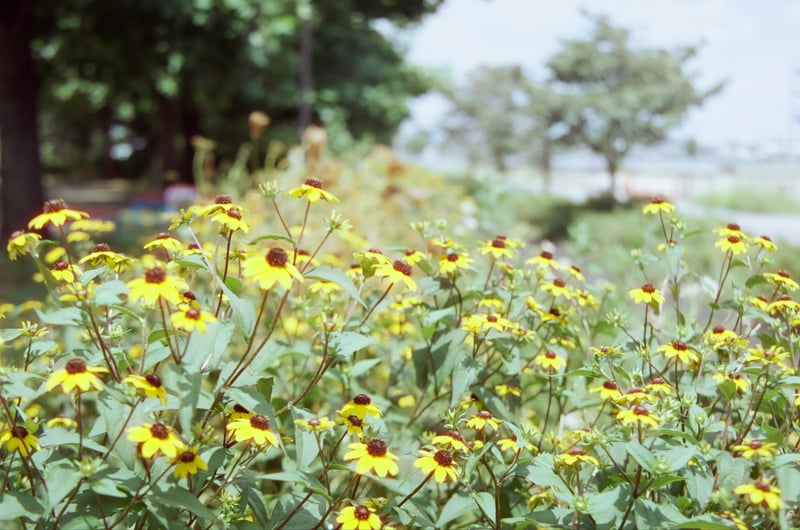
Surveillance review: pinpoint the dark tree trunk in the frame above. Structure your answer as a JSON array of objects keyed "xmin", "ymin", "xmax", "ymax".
[
  {"xmin": 157, "ymin": 95, "xmax": 179, "ymax": 188},
  {"xmin": 606, "ymin": 157, "xmax": 618, "ymax": 196},
  {"xmin": 180, "ymin": 102, "xmax": 202, "ymax": 184},
  {"xmin": 0, "ymin": 1, "xmax": 45, "ymax": 238}
]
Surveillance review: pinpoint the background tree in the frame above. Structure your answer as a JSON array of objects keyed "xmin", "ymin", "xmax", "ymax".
[
  {"xmin": 546, "ymin": 14, "xmax": 723, "ymax": 194},
  {"xmin": 0, "ymin": 1, "xmax": 45, "ymax": 238}
]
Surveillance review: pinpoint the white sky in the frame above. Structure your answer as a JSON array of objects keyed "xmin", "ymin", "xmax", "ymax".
[{"xmin": 401, "ymin": 0, "xmax": 800, "ymax": 146}]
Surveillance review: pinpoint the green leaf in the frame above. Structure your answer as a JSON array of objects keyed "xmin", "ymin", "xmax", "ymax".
[
  {"xmin": 648, "ymin": 474, "xmax": 685, "ymax": 490},
  {"xmin": 329, "ymin": 331, "xmax": 374, "ymax": 359},
  {"xmin": 350, "ymin": 358, "xmax": 382, "ymax": 377},
  {"xmin": 437, "ymin": 494, "xmax": 475, "ymax": 527},
  {"xmin": 266, "ymin": 491, "xmax": 327, "ymax": 529},
  {"xmin": 672, "ymin": 516, "xmax": 736, "ymax": 529},
  {"xmin": 90, "ymin": 477, "xmax": 127, "ymax": 498},
  {"xmin": 0, "ymin": 491, "xmax": 45, "ymax": 522},
  {"xmin": 305, "ymin": 266, "xmax": 365, "ymax": 307},
  {"xmin": 44, "ymin": 464, "xmax": 82, "ymax": 509},
  {"xmin": 246, "ymin": 233, "xmax": 297, "ymax": 246},
  {"xmin": 256, "ymin": 377, "xmax": 273, "ymax": 401},
  {"xmin": 93, "ymin": 279, "xmax": 127, "ymax": 306},
  {"xmin": 625, "ymin": 440, "xmax": 656, "ymax": 472},
  {"xmin": 472, "ymin": 491, "xmax": 496, "ymax": 523},
  {"xmin": 156, "ymin": 486, "xmax": 216, "ymax": 520}
]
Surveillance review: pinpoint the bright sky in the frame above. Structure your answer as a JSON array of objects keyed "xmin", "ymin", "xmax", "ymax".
[{"xmin": 402, "ymin": 0, "xmax": 800, "ymax": 147}]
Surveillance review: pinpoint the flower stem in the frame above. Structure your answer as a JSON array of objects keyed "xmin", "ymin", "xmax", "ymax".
[{"xmin": 397, "ymin": 471, "xmax": 433, "ymax": 507}]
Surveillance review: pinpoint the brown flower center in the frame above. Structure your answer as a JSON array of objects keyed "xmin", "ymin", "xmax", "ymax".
[
  {"xmin": 233, "ymin": 404, "xmax": 250, "ymax": 414},
  {"xmin": 627, "ymin": 388, "xmax": 644, "ymax": 395},
  {"xmin": 65, "ymin": 358, "xmax": 88, "ymax": 374},
  {"xmin": 540, "ymin": 251, "xmax": 553, "ymax": 260},
  {"xmin": 250, "ymin": 415, "xmax": 270, "ymax": 430},
  {"xmin": 671, "ymin": 340, "xmax": 688, "ymax": 351},
  {"xmin": 727, "ymin": 235, "xmax": 741, "ymax": 243},
  {"xmin": 92, "ymin": 243, "xmax": 111, "ymax": 253},
  {"xmin": 447, "ymin": 253, "xmax": 459, "ymax": 262},
  {"xmin": 150, "ymin": 423, "xmax": 169, "ymax": 439},
  {"xmin": 44, "ymin": 198, "xmax": 67, "ymax": 213},
  {"xmin": 553, "ymin": 278, "xmax": 566, "ymax": 288},
  {"xmin": 227, "ymin": 209, "xmax": 242, "ymax": 220},
  {"xmin": 641, "ymin": 283, "xmax": 655, "ymax": 293},
  {"xmin": 486, "ymin": 315, "xmax": 498, "ymax": 323},
  {"xmin": 754, "ymin": 481, "xmax": 772, "ymax": 492},
  {"xmin": 760, "ymin": 235, "xmax": 772, "ymax": 242},
  {"xmin": 353, "ymin": 394, "xmax": 371, "ymax": 405},
  {"xmin": 632, "ymin": 406, "xmax": 649, "ymax": 416},
  {"xmin": 748, "ymin": 440, "xmax": 763, "ymax": 449},
  {"xmin": 52, "ymin": 261, "xmax": 69, "ymax": 271},
  {"xmin": 266, "ymin": 247, "xmax": 288, "ymax": 267},
  {"xmin": 214, "ymin": 195, "xmax": 232, "ymax": 204},
  {"xmin": 11, "ymin": 425, "xmax": 29, "ymax": 439},
  {"xmin": 392, "ymin": 260, "xmax": 412, "ymax": 276},
  {"xmin": 183, "ymin": 291, "xmax": 197, "ymax": 301},
  {"xmin": 650, "ymin": 197, "xmax": 664, "ymax": 204},
  {"xmin": 185, "ymin": 308, "xmax": 201, "ymax": 320},
  {"xmin": 712, "ymin": 325, "xmax": 725, "ymax": 333},
  {"xmin": 354, "ymin": 506, "xmax": 371, "ymax": 520},
  {"xmin": 477, "ymin": 410, "xmax": 492, "ymax": 419},
  {"xmin": 544, "ymin": 351, "xmax": 556, "ymax": 359},
  {"xmin": 603, "ymin": 381, "xmax": 618, "ymax": 390},
  {"xmin": 727, "ymin": 223, "xmax": 740, "ymax": 231},
  {"xmin": 433, "ymin": 450, "xmax": 453, "ymax": 466},
  {"xmin": 778, "ymin": 269, "xmax": 791, "ymax": 278},
  {"xmin": 145, "ymin": 267, "xmax": 167, "ymax": 284},
  {"xmin": 366, "ymin": 439, "xmax": 388, "ymax": 457},
  {"xmin": 178, "ymin": 450, "xmax": 197, "ymax": 463},
  {"xmin": 491, "ymin": 238, "xmax": 506, "ymax": 249},
  {"xmin": 567, "ymin": 447, "xmax": 586, "ymax": 456},
  {"xmin": 308, "ymin": 418, "xmax": 320, "ymax": 428},
  {"xmin": 145, "ymin": 374, "xmax": 162, "ymax": 388},
  {"xmin": 650, "ymin": 377, "xmax": 666, "ymax": 385},
  {"xmin": 304, "ymin": 177, "xmax": 323, "ymax": 189},
  {"xmin": 346, "ymin": 414, "xmax": 363, "ymax": 427}
]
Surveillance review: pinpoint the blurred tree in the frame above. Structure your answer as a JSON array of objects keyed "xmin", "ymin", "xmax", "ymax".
[
  {"xmin": 440, "ymin": 66, "xmax": 578, "ymax": 187},
  {"xmin": 0, "ymin": 1, "xmax": 45, "ymax": 238},
  {"xmin": 24, "ymin": 0, "xmax": 441, "ymax": 185},
  {"xmin": 547, "ymin": 14, "xmax": 722, "ymax": 194}
]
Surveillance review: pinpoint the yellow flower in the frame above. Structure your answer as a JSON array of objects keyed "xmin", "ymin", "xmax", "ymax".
[
  {"xmin": 526, "ymin": 250, "xmax": 561, "ymax": 270},
  {"xmin": 170, "ymin": 447, "xmax": 208, "ymax": 479},
  {"xmin": 439, "ymin": 251, "xmax": 473, "ymax": 275},
  {"xmin": 745, "ymin": 345, "xmax": 790, "ymax": 368},
  {"xmin": 466, "ymin": 410, "xmax": 501, "ymax": 431},
  {"xmin": 732, "ymin": 439, "xmax": 778, "ymax": 459},
  {"xmin": 713, "ymin": 372, "xmax": 749, "ymax": 393},
  {"xmin": 734, "ymin": 480, "xmax": 783, "ymax": 510},
  {"xmin": 432, "ymin": 430, "xmax": 470, "ymax": 453},
  {"xmin": 295, "ymin": 416, "xmax": 336, "ymax": 432},
  {"xmin": 339, "ymin": 394, "xmax": 382, "ymax": 420},
  {"xmin": 45, "ymin": 416, "xmax": 78, "ymax": 430},
  {"xmin": 336, "ymin": 505, "xmax": 382, "ymax": 530},
  {"xmin": 752, "ymin": 235, "xmax": 777, "ymax": 252},
  {"xmin": 718, "ymin": 511, "xmax": 747, "ymax": 530},
  {"xmin": 616, "ymin": 406, "xmax": 659, "ymax": 429},
  {"xmin": 49, "ymin": 261, "xmax": 80, "ymax": 283},
  {"xmin": 242, "ymin": 247, "xmax": 303, "ymax": 291},
  {"xmin": 533, "ymin": 351, "xmax": 566, "ymax": 371},
  {"xmin": 374, "ymin": 259, "xmax": 417, "ymax": 292},
  {"xmin": 541, "ymin": 278, "xmax": 572, "ymax": 300},
  {"xmin": 128, "ymin": 423, "xmax": 185, "ymax": 458},
  {"xmin": 344, "ymin": 439, "xmax": 399, "ymax": 477},
  {"xmin": 615, "ymin": 387, "xmax": 656, "ymax": 406},
  {"xmin": 479, "ymin": 236, "xmax": 515, "ymax": 260},
  {"xmin": 127, "ymin": 266, "xmax": 185, "ymax": 306},
  {"xmin": 591, "ymin": 345, "xmax": 623, "ymax": 357},
  {"xmin": 143, "ymin": 232, "xmax": 183, "ymax": 254},
  {"xmin": 763, "ymin": 270, "xmax": 799, "ymax": 291},
  {"xmin": 494, "ymin": 384, "xmax": 521, "ymax": 397},
  {"xmin": 337, "ymin": 414, "xmax": 368, "ymax": 438},
  {"xmin": 0, "ymin": 425, "xmax": 40, "ymax": 457},
  {"xmin": 28, "ymin": 198, "xmax": 89, "ymax": 230},
  {"xmin": 767, "ymin": 295, "xmax": 800, "ymax": 314},
  {"xmin": 170, "ymin": 306, "xmax": 217, "ymax": 333},
  {"xmin": 7, "ymin": 230, "xmax": 41, "ymax": 261},
  {"xmin": 715, "ymin": 235, "xmax": 748, "ymax": 255},
  {"xmin": 629, "ymin": 283, "xmax": 664, "ymax": 305},
  {"xmin": 589, "ymin": 380, "xmax": 621, "ymax": 401},
  {"xmin": 557, "ymin": 447, "xmax": 600, "ymax": 467},
  {"xmin": 642, "ymin": 197, "xmax": 675, "ymax": 215},
  {"xmin": 715, "ymin": 223, "xmax": 746, "ymax": 239},
  {"xmin": 288, "ymin": 178, "xmax": 339, "ymax": 203},
  {"xmin": 705, "ymin": 325, "xmax": 748, "ymax": 349},
  {"xmin": 209, "ymin": 208, "xmax": 250, "ymax": 233},
  {"xmin": 226, "ymin": 415, "xmax": 280, "ymax": 447},
  {"xmin": 645, "ymin": 377, "xmax": 673, "ymax": 395},
  {"xmin": 46, "ymin": 358, "xmax": 108, "ymax": 393},
  {"xmin": 657, "ymin": 340, "xmax": 698, "ymax": 365},
  {"xmin": 200, "ymin": 194, "xmax": 242, "ymax": 216},
  {"xmin": 79, "ymin": 243, "xmax": 135, "ymax": 270},
  {"xmin": 124, "ymin": 374, "xmax": 168, "ymax": 404},
  {"xmin": 414, "ymin": 449, "xmax": 459, "ymax": 483}
]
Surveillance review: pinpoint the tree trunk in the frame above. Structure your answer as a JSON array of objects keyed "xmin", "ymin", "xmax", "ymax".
[
  {"xmin": 0, "ymin": 1, "xmax": 45, "ymax": 238},
  {"xmin": 605, "ymin": 157, "xmax": 618, "ymax": 196}
]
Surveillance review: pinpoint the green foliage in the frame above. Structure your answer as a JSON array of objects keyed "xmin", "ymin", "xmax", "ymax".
[{"xmin": 2, "ymin": 150, "xmax": 800, "ymax": 530}]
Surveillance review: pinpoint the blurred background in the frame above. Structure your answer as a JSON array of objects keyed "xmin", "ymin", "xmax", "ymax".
[{"xmin": 1, "ymin": 0, "xmax": 799, "ymax": 245}]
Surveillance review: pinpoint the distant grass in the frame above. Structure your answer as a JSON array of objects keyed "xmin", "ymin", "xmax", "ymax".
[{"xmin": 693, "ymin": 186, "xmax": 800, "ymax": 214}]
